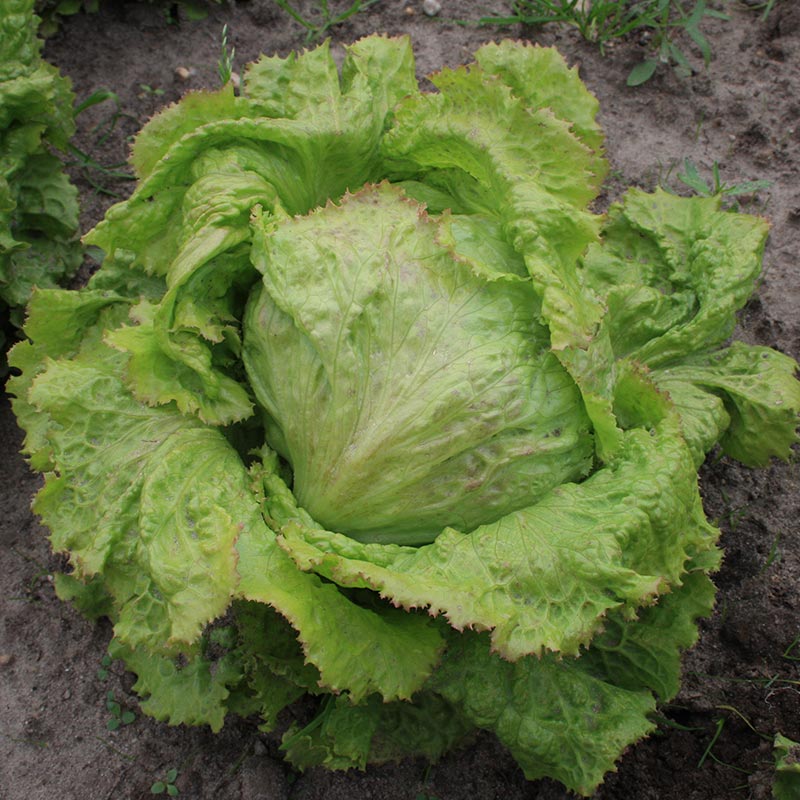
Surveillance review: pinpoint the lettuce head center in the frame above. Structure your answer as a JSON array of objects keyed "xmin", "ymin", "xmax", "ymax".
[{"xmin": 242, "ymin": 185, "xmax": 594, "ymax": 545}]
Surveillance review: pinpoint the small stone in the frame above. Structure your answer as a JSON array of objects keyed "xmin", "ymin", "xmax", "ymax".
[
  {"xmin": 175, "ymin": 66, "xmax": 196, "ymax": 81},
  {"xmin": 252, "ymin": 738, "xmax": 267, "ymax": 756},
  {"xmin": 230, "ymin": 71, "xmax": 241, "ymax": 90},
  {"xmin": 423, "ymin": 0, "xmax": 441, "ymax": 16},
  {"xmin": 0, "ymin": 653, "xmax": 13, "ymax": 666}
]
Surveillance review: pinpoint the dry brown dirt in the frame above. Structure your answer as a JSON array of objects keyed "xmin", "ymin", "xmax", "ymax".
[{"xmin": 1, "ymin": 2, "xmax": 799, "ymax": 799}]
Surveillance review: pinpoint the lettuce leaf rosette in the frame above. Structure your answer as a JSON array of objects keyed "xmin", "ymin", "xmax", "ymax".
[{"xmin": 8, "ymin": 36, "xmax": 800, "ymax": 796}]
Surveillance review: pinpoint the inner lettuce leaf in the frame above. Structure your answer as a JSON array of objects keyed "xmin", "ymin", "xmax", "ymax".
[{"xmin": 8, "ymin": 35, "xmax": 800, "ymax": 797}]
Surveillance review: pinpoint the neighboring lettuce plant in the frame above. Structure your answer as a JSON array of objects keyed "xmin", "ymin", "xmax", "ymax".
[
  {"xmin": 9, "ymin": 36, "xmax": 800, "ymax": 796},
  {"xmin": 34, "ymin": 0, "xmax": 223, "ymax": 34},
  {"xmin": 1, "ymin": 0, "xmax": 81, "ymax": 358}
]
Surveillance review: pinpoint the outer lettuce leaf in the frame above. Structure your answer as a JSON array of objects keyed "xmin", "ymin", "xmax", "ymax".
[
  {"xmin": 583, "ymin": 190, "xmax": 800, "ymax": 465},
  {"xmin": 430, "ymin": 631, "xmax": 656, "ymax": 795},
  {"xmin": 428, "ymin": 568, "xmax": 716, "ymax": 796},
  {"xmin": 381, "ymin": 53, "xmax": 602, "ymax": 306},
  {"xmin": 7, "ymin": 287, "xmax": 130, "ymax": 467},
  {"xmin": 582, "ymin": 189, "xmax": 769, "ymax": 367},
  {"xmin": 245, "ymin": 35, "xmax": 417, "ymax": 128},
  {"xmin": 53, "ymin": 571, "xmax": 114, "ymax": 620},
  {"xmin": 244, "ymin": 184, "xmax": 593, "ymax": 544},
  {"xmin": 109, "ymin": 639, "xmax": 241, "ymax": 732},
  {"xmin": 106, "ymin": 291, "xmax": 256, "ymax": 426},
  {"xmin": 1, "ymin": 150, "xmax": 81, "ymax": 324},
  {"xmin": 0, "ymin": 1, "xmax": 41, "ymax": 80},
  {"xmin": 579, "ymin": 570, "xmax": 717, "ymax": 701},
  {"xmin": 651, "ymin": 343, "xmax": 800, "ymax": 466},
  {"xmin": 277, "ymin": 409, "xmax": 718, "ymax": 660},
  {"xmin": 24, "ymin": 351, "xmax": 246, "ymax": 650},
  {"xmin": 86, "ymin": 37, "xmax": 417, "ymax": 425},
  {"xmin": 474, "ymin": 40, "xmax": 605, "ymax": 156},
  {"xmin": 281, "ymin": 693, "xmax": 472, "ymax": 771},
  {"xmin": 233, "ymin": 601, "xmax": 319, "ymax": 725},
  {"xmin": 10, "ymin": 290, "xmax": 252, "ymax": 654},
  {"xmin": 130, "ymin": 85, "xmax": 243, "ymax": 181},
  {"xmin": 236, "ymin": 492, "xmax": 445, "ymax": 703}
]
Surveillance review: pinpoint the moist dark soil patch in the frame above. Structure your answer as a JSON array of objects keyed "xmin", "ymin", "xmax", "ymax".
[{"xmin": 2, "ymin": 2, "xmax": 799, "ymax": 799}]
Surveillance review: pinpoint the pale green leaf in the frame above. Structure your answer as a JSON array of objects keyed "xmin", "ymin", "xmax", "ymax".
[
  {"xmin": 474, "ymin": 40, "xmax": 605, "ymax": 154},
  {"xmin": 652, "ymin": 342, "xmax": 800, "ymax": 466},
  {"xmin": 582, "ymin": 189, "xmax": 770, "ymax": 368},
  {"xmin": 236, "ymin": 514, "xmax": 444, "ymax": 704},
  {"xmin": 109, "ymin": 639, "xmax": 240, "ymax": 732},
  {"xmin": 627, "ymin": 59, "xmax": 658, "ymax": 87},
  {"xmin": 430, "ymin": 631, "xmax": 656, "ymax": 797}
]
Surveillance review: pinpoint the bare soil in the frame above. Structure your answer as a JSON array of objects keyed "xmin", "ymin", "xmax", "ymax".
[{"xmin": 1, "ymin": 2, "xmax": 799, "ymax": 799}]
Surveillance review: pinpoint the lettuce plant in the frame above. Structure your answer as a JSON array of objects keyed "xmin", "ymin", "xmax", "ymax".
[
  {"xmin": 34, "ymin": 0, "xmax": 223, "ymax": 35},
  {"xmin": 9, "ymin": 36, "xmax": 800, "ymax": 795},
  {"xmin": 1, "ymin": 0, "xmax": 81, "ymax": 356}
]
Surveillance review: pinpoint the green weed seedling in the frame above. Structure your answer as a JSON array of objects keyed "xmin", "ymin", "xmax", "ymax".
[
  {"xmin": 676, "ymin": 158, "xmax": 772, "ymax": 199},
  {"xmin": 482, "ymin": 0, "xmax": 663, "ymax": 47},
  {"xmin": 697, "ymin": 705, "xmax": 770, "ymax": 781},
  {"xmin": 626, "ymin": 0, "xmax": 730, "ymax": 86},
  {"xmin": 96, "ymin": 653, "xmax": 113, "ymax": 681},
  {"xmin": 218, "ymin": 24, "xmax": 236, "ymax": 86},
  {"xmin": 479, "ymin": 0, "xmax": 729, "ymax": 86},
  {"xmin": 757, "ymin": 532, "xmax": 782, "ymax": 577},
  {"xmin": 273, "ymin": 0, "xmax": 382, "ymax": 42},
  {"xmin": 151, "ymin": 768, "xmax": 180, "ymax": 796},
  {"xmin": 68, "ymin": 89, "xmax": 136, "ymax": 197},
  {"xmin": 783, "ymin": 634, "xmax": 800, "ymax": 662},
  {"xmin": 105, "ymin": 690, "xmax": 135, "ymax": 731},
  {"xmin": 750, "ymin": 0, "xmax": 776, "ymax": 21},
  {"xmin": 139, "ymin": 83, "xmax": 166, "ymax": 98}
]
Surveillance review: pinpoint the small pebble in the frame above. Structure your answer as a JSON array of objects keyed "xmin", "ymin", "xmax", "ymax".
[
  {"xmin": 423, "ymin": 0, "xmax": 441, "ymax": 16},
  {"xmin": 175, "ymin": 66, "xmax": 196, "ymax": 81},
  {"xmin": 0, "ymin": 653, "xmax": 13, "ymax": 666}
]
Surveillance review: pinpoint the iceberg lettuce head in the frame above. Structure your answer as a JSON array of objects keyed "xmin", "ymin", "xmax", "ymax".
[{"xmin": 9, "ymin": 35, "xmax": 800, "ymax": 796}]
